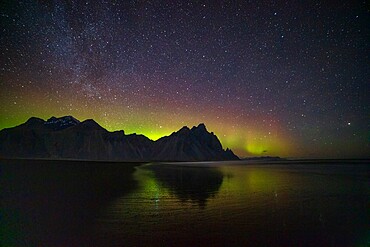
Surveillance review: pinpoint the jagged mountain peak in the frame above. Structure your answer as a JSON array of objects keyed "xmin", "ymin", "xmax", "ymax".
[
  {"xmin": 44, "ymin": 115, "xmax": 80, "ymax": 130},
  {"xmin": 152, "ymin": 122, "xmax": 238, "ymax": 161},
  {"xmin": 47, "ymin": 115, "xmax": 80, "ymax": 122},
  {"xmin": 0, "ymin": 116, "xmax": 239, "ymax": 161},
  {"xmin": 171, "ymin": 124, "xmax": 210, "ymax": 138},
  {"xmin": 192, "ymin": 123, "xmax": 207, "ymax": 131}
]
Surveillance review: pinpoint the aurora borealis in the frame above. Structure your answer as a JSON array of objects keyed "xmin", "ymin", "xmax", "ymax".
[{"xmin": 0, "ymin": 1, "xmax": 369, "ymax": 158}]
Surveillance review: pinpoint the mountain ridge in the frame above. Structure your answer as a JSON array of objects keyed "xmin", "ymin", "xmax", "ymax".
[{"xmin": 0, "ymin": 116, "xmax": 239, "ymax": 162}]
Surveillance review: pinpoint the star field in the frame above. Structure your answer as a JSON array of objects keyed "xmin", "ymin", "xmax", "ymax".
[{"xmin": 0, "ymin": 0, "xmax": 369, "ymax": 158}]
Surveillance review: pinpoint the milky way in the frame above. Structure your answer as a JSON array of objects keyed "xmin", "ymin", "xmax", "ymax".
[{"xmin": 0, "ymin": 1, "xmax": 369, "ymax": 158}]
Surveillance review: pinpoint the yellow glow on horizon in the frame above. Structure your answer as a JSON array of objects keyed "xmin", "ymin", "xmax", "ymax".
[{"xmin": 0, "ymin": 93, "xmax": 294, "ymax": 158}]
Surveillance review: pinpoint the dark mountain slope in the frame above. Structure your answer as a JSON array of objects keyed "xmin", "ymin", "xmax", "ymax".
[{"xmin": 0, "ymin": 116, "xmax": 238, "ymax": 161}]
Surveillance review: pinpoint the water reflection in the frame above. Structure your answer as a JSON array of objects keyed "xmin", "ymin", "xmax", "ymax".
[
  {"xmin": 4, "ymin": 160, "xmax": 369, "ymax": 246},
  {"xmin": 98, "ymin": 162, "xmax": 370, "ymax": 246},
  {"xmin": 148, "ymin": 164, "xmax": 223, "ymax": 208}
]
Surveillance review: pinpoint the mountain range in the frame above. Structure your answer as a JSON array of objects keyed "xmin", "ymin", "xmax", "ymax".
[{"xmin": 0, "ymin": 116, "xmax": 238, "ymax": 161}]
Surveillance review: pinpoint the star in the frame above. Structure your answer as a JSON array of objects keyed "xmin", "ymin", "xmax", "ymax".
[{"xmin": 0, "ymin": 0, "xmax": 368, "ymax": 158}]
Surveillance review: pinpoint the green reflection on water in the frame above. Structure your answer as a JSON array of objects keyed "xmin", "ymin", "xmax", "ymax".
[{"xmin": 98, "ymin": 163, "xmax": 370, "ymax": 246}]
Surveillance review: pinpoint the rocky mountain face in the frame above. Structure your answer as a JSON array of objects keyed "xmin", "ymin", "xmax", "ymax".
[
  {"xmin": 0, "ymin": 116, "xmax": 239, "ymax": 161},
  {"xmin": 152, "ymin": 124, "xmax": 237, "ymax": 161}
]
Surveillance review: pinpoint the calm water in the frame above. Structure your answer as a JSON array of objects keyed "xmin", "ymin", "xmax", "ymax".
[{"xmin": 1, "ymin": 160, "xmax": 369, "ymax": 246}]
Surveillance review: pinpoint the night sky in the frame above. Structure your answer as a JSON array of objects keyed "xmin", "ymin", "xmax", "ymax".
[{"xmin": 0, "ymin": 1, "xmax": 369, "ymax": 158}]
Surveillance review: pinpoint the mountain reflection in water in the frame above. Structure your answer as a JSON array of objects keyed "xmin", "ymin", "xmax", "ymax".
[
  {"xmin": 2, "ymin": 160, "xmax": 369, "ymax": 247},
  {"xmin": 148, "ymin": 164, "xmax": 223, "ymax": 208},
  {"xmin": 98, "ymin": 162, "xmax": 370, "ymax": 247}
]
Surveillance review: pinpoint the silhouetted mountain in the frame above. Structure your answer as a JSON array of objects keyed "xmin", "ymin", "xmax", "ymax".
[
  {"xmin": 152, "ymin": 123, "xmax": 237, "ymax": 161},
  {"xmin": 0, "ymin": 116, "xmax": 239, "ymax": 161}
]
